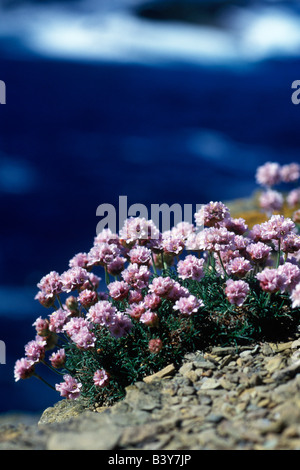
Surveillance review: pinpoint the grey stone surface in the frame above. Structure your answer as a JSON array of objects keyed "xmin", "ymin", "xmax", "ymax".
[{"xmin": 2, "ymin": 336, "xmax": 300, "ymax": 450}]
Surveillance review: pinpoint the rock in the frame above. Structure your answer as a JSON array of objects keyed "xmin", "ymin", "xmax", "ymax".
[
  {"xmin": 38, "ymin": 398, "xmax": 88, "ymax": 425},
  {"xmin": 143, "ymin": 364, "xmax": 176, "ymax": 383}
]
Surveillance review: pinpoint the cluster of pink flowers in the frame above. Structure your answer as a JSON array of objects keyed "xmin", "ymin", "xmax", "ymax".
[
  {"xmin": 15, "ymin": 178, "xmax": 300, "ymax": 402},
  {"xmin": 256, "ymin": 161, "xmax": 300, "ymax": 214}
]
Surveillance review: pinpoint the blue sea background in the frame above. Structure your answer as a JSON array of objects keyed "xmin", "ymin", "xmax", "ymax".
[{"xmin": 1, "ymin": 0, "xmax": 300, "ymax": 414}]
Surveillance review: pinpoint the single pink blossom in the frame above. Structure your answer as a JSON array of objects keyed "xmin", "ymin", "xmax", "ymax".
[
  {"xmin": 108, "ymin": 312, "xmax": 133, "ymax": 338},
  {"xmin": 50, "ymin": 348, "xmax": 66, "ymax": 368},
  {"xmin": 173, "ymin": 295, "xmax": 203, "ymax": 315},
  {"xmin": 36, "ymin": 271, "xmax": 62, "ymax": 300},
  {"xmin": 278, "ymin": 262, "xmax": 300, "ymax": 293},
  {"xmin": 140, "ymin": 310, "xmax": 159, "ymax": 327},
  {"xmin": 60, "ymin": 267, "xmax": 89, "ymax": 293},
  {"xmin": 69, "ymin": 252, "xmax": 89, "ymax": 269},
  {"xmin": 256, "ymin": 268, "xmax": 287, "ymax": 293},
  {"xmin": 129, "ymin": 245, "xmax": 152, "ymax": 265},
  {"xmin": 14, "ymin": 358, "xmax": 35, "ymax": 381},
  {"xmin": 24, "ymin": 338, "xmax": 46, "ymax": 364},
  {"xmin": 291, "ymin": 283, "xmax": 300, "ymax": 308},
  {"xmin": 144, "ymin": 293, "xmax": 161, "ymax": 310},
  {"xmin": 32, "ymin": 317, "xmax": 49, "ymax": 337},
  {"xmin": 78, "ymin": 289, "xmax": 98, "ymax": 308},
  {"xmin": 49, "ymin": 308, "xmax": 70, "ymax": 333},
  {"xmin": 121, "ymin": 263, "xmax": 151, "ymax": 290},
  {"xmin": 93, "ymin": 369, "xmax": 110, "ymax": 388},
  {"xmin": 259, "ymin": 190, "xmax": 283, "ymax": 213},
  {"xmin": 246, "ymin": 242, "xmax": 272, "ymax": 263},
  {"xmin": 195, "ymin": 201, "xmax": 230, "ymax": 228},
  {"xmin": 108, "ymin": 280, "xmax": 130, "ymax": 301},
  {"xmin": 148, "ymin": 276, "xmax": 175, "ymax": 297},
  {"xmin": 87, "ymin": 300, "xmax": 117, "ymax": 326},
  {"xmin": 125, "ymin": 302, "xmax": 147, "ymax": 320},
  {"xmin": 226, "ymin": 256, "xmax": 253, "ymax": 277},
  {"xmin": 225, "ymin": 279, "xmax": 250, "ymax": 306},
  {"xmin": 177, "ymin": 255, "xmax": 205, "ymax": 281},
  {"xmin": 148, "ymin": 339, "xmax": 163, "ymax": 354},
  {"xmin": 256, "ymin": 162, "xmax": 281, "ymax": 187},
  {"xmin": 280, "ymin": 163, "xmax": 300, "ymax": 183},
  {"xmin": 55, "ymin": 374, "xmax": 82, "ymax": 400},
  {"xmin": 287, "ymin": 188, "xmax": 300, "ymax": 208}
]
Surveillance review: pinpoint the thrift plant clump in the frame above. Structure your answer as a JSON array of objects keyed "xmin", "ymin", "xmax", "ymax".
[{"xmin": 15, "ymin": 162, "xmax": 300, "ymax": 408}]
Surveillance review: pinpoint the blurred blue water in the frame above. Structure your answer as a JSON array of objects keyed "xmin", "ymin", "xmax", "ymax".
[{"xmin": 1, "ymin": 0, "xmax": 300, "ymax": 413}]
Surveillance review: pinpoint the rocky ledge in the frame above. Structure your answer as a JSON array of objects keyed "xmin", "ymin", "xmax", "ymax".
[{"xmin": 1, "ymin": 337, "xmax": 300, "ymax": 450}]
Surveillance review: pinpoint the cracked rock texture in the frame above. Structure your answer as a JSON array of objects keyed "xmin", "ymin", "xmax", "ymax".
[{"xmin": 2, "ymin": 338, "xmax": 300, "ymax": 450}]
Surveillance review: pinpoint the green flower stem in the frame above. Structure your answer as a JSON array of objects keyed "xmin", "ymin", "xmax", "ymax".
[
  {"xmin": 33, "ymin": 373, "xmax": 56, "ymax": 391},
  {"xmin": 276, "ymin": 239, "xmax": 281, "ymax": 268},
  {"xmin": 151, "ymin": 252, "xmax": 157, "ymax": 276},
  {"xmin": 104, "ymin": 265, "xmax": 110, "ymax": 285},
  {"xmin": 217, "ymin": 252, "xmax": 228, "ymax": 279}
]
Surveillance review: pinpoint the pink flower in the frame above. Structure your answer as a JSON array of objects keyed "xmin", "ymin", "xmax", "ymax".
[
  {"xmin": 259, "ymin": 215, "xmax": 295, "ymax": 242},
  {"xmin": 55, "ymin": 374, "xmax": 82, "ymax": 399},
  {"xmin": 225, "ymin": 279, "xmax": 250, "ymax": 306},
  {"xmin": 173, "ymin": 295, "xmax": 203, "ymax": 315},
  {"xmin": 144, "ymin": 293, "xmax": 161, "ymax": 310},
  {"xmin": 107, "ymin": 257, "xmax": 126, "ymax": 276},
  {"xmin": 60, "ymin": 267, "xmax": 89, "ymax": 293},
  {"xmin": 195, "ymin": 201, "xmax": 230, "ymax": 228},
  {"xmin": 120, "ymin": 217, "xmax": 159, "ymax": 243},
  {"xmin": 125, "ymin": 302, "xmax": 147, "ymax": 320},
  {"xmin": 140, "ymin": 310, "xmax": 159, "ymax": 327},
  {"xmin": 93, "ymin": 369, "xmax": 110, "ymax": 388},
  {"xmin": 256, "ymin": 268, "xmax": 287, "ymax": 293},
  {"xmin": 148, "ymin": 276, "xmax": 175, "ymax": 297},
  {"xmin": 86, "ymin": 300, "xmax": 116, "ymax": 326},
  {"xmin": 108, "ymin": 280, "xmax": 130, "ymax": 301},
  {"xmin": 69, "ymin": 252, "xmax": 89, "ymax": 269},
  {"xmin": 36, "ymin": 271, "xmax": 62, "ymax": 300},
  {"xmin": 278, "ymin": 263, "xmax": 300, "ymax": 293},
  {"xmin": 128, "ymin": 290, "xmax": 143, "ymax": 304},
  {"xmin": 172, "ymin": 222, "xmax": 195, "ymax": 240},
  {"xmin": 280, "ymin": 163, "xmax": 300, "ymax": 183},
  {"xmin": 281, "ymin": 233, "xmax": 300, "ymax": 253},
  {"xmin": 121, "ymin": 263, "xmax": 151, "ymax": 290},
  {"xmin": 24, "ymin": 338, "xmax": 46, "ymax": 364},
  {"xmin": 49, "ymin": 308, "xmax": 70, "ymax": 333},
  {"xmin": 166, "ymin": 282, "xmax": 190, "ymax": 302},
  {"xmin": 63, "ymin": 317, "xmax": 95, "ymax": 350},
  {"xmin": 50, "ymin": 348, "xmax": 66, "ymax": 368},
  {"xmin": 14, "ymin": 358, "xmax": 35, "ymax": 381},
  {"xmin": 129, "ymin": 245, "xmax": 152, "ymax": 265},
  {"xmin": 287, "ymin": 188, "xmax": 300, "ymax": 208},
  {"xmin": 161, "ymin": 234, "xmax": 185, "ymax": 256},
  {"xmin": 292, "ymin": 209, "xmax": 300, "ymax": 224},
  {"xmin": 197, "ymin": 226, "xmax": 236, "ymax": 252},
  {"xmin": 32, "ymin": 317, "xmax": 49, "ymax": 337},
  {"xmin": 291, "ymin": 284, "xmax": 300, "ymax": 308},
  {"xmin": 256, "ymin": 162, "xmax": 281, "ymax": 187},
  {"xmin": 108, "ymin": 312, "xmax": 133, "ymax": 338},
  {"xmin": 222, "ymin": 217, "xmax": 248, "ymax": 235},
  {"xmin": 246, "ymin": 242, "xmax": 272, "ymax": 263},
  {"xmin": 94, "ymin": 228, "xmax": 120, "ymax": 246},
  {"xmin": 148, "ymin": 339, "xmax": 163, "ymax": 354},
  {"xmin": 259, "ymin": 190, "xmax": 283, "ymax": 213},
  {"xmin": 87, "ymin": 242, "xmax": 120, "ymax": 267},
  {"xmin": 78, "ymin": 289, "xmax": 98, "ymax": 308},
  {"xmin": 177, "ymin": 255, "xmax": 205, "ymax": 281},
  {"xmin": 226, "ymin": 256, "xmax": 253, "ymax": 277}
]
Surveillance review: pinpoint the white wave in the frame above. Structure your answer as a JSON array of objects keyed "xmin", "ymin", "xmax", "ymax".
[{"xmin": 0, "ymin": 2, "xmax": 299, "ymax": 64}]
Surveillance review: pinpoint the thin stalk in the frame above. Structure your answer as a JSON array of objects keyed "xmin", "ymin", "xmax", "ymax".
[
  {"xmin": 33, "ymin": 373, "xmax": 56, "ymax": 391},
  {"xmin": 151, "ymin": 252, "xmax": 157, "ymax": 276},
  {"xmin": 276, "ymin": 239, "xmax": 281, "ymax": 268},
  {"xmin": 217, "ymin": 252, "xmax": 228, "ymax": 279}
]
